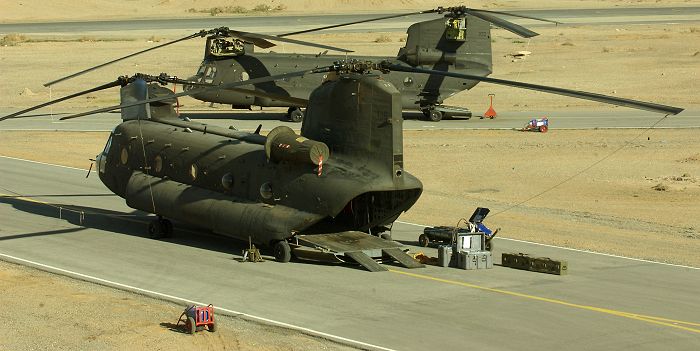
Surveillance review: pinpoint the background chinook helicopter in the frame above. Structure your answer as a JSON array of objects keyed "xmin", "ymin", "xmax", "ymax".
[
  {"xmin": 3, "ymin": 54, "xmax": 683, "ymax": 270},
  {"xmin": 43, "ymin": 6, "xmax": 560, "ymax": 122}
]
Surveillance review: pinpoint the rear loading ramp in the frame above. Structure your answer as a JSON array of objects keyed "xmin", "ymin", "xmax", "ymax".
[{"xmin": 293, "ymin": 231, "xmax": 424, "ymax": 272}]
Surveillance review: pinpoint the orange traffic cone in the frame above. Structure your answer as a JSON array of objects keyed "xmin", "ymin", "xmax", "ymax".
[{"xmin": 483, "ymin": 94, "xmax": 497, "ymax": 119}]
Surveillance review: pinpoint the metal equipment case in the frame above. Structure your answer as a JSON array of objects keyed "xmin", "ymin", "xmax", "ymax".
[{"xmin": 457, "ymin": 251, "xmax": 493, "ymax": 270}]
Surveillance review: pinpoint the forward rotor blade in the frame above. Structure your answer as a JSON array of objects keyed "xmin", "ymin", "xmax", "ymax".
[
  {"xmin": 44, "ymin": 33, "xmax": 202, "ymax": 87},
  {"xmin": 385, "ymin": 64, "xmax": 683, "ymax": 115},
  {"xmin": 1, "ymin": 79, "xmax": 123, "ymax": 121},
  {"xmin": 277, "ymin": 10, "xmax": 435, "ymax": 37},
  {"xmin": 59, "ymin": 67, "xmax": 329, "ymax": 120},
  {"xmin": 465, "ymin": 10, "xmax": 539, "ymax": 38},
  {"xmin": 230, "ymin": 30, "xmax": 353, "ymax": 52}
]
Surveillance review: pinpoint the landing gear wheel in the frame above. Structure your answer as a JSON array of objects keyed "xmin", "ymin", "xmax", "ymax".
[
  {"xmin": 418, "ymin": 234, "xmax": 430, "ymax": 247},
  {"xmin": 149, "ymin": 217, "xmax": 172, "ymax": 239},
  {"xmin": 273, "ymin": 241, "xmax": 291, "ymax": 262},
  {"xmin": 287, "ymin": 107, "xmax": 303, "ymax": 123},
  {"xmin": 186, "ymin": 316, "xmax": 196, "ymax": 334},
  {"xmin": 428, "ymin": 110, "xmax": 443, "ymax": 122},
  {"xmin": 160, "ymin": 218, "xmax": 173, "ymax": 238},
  {"xmin": 380, "ymin": 233, "xmax": 392, "ymax": 240},
  {"xmin": 208, "ymin": 320, "xmax": 217, "ymax": 333},
  {"xmin": 539, "ymin": 125, "xmax": 548, "ymax": 133},
  {"xmin": 147, "ymin": 219, "xmax": 163, "ymax": 239}
]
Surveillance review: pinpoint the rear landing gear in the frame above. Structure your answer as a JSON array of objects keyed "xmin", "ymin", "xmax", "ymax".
[
  {"xmin": 423, "ymin": 109, "xmax": 443, "ymax": 122},
  {"xmin": 287, "ymin": 107, "xmax": 304, "ymax": 123},
  {"xmin": 148, "ymin": 216, "xmax": 173, "ymax": 239},
  {"xmin": 273, "ymin": 240, "xmax": 291, "ymax": 262}
]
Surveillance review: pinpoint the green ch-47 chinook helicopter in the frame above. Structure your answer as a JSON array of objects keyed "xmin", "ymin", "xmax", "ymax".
[
  {"xmin": 3, "ymin": 57, "xmax": 683, "ymax": 270},
  {"xmin": 43, "ymin": 6, "xmax": 561, "ymax": 122}
]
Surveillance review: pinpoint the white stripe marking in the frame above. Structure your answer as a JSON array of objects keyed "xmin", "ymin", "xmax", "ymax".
[
  {"xmin": 0, "ymin": 155, "xmax": 92, "ymax": 172},
  {"xmin": 396, "ymin": 220, "xmax": 699, "ymax": 270},
  {"xmin": 0, "ymin": 252, "xmax": 396, "ymax": 351}
]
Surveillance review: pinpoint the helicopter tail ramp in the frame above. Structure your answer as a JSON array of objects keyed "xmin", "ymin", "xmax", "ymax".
[{"xmin": 294, "ymin": 232, "xmax": 424, "ymax": 272}]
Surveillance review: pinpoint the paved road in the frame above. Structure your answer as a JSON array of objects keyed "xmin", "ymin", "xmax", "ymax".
[
  {"xmin": 1, "ymin": 156, "xmax": 699, "ymax": 350},
  {"xmin": 1, "ymin": 108, "xmax": 697, "ymax": 132},
  {"xmin": 1, "ymin": 7, "xmax": 699, "ymax": 35}
]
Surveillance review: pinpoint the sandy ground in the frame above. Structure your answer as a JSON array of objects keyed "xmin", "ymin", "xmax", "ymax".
[
  {"xmin": 0, "ymin": 260, "xmax": 356, "ymax": 351},
  {"xmin": 1, "ymin": 3, "xmax": 699, "ymax": 350},
  {"xmin": 2, "ymin": 0, "xmax": 698, "ymax": 23}
]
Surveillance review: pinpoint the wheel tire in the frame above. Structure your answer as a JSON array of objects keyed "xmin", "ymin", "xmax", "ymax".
[
  {"xmin": 428, "ymin": 110, "xmax": 443, "ymax": 122},
  {"xmin": 289, "ymin": 108, "xmax": 303, "ymax": 123},
  {"xmin": 418, "ymin": 234, "xmax": 430, "ymax": 247},
  {"xmin": 380, "ymin": 233, "xmax": 392, "ymax": 240},
  {"xmin": 160, "ymin": 219, "xmax": 173, "ymax": 238},
  {"xmin": 186, "ymin": 316, "xmax": 196, "ymax": 334},
  {"xmin": 208, "ymin": 320, "xmax": 217, "ymax": 333},
  {"xmin": 539, "ymin": 125, "xmax": 548, "ymax": 133},
  {"xmin": 274, "ymin": 241, "xmax": 291, "ymax": 263},
  {"xmin": 147, "ymin": 220, "xmax": 162, "ymax": 239}
]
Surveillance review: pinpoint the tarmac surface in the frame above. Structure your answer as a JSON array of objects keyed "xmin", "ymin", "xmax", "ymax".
[
  {"xmin": 1, "ymin": 155, "xmax": 699, "ymax": 350},
  {"xmin": 1, "ymin": 109, "xmax": 699, "ymax": 132},
  {"xmin": 2, "ymin": 7, "xmax": 699, "ymax": 35}
]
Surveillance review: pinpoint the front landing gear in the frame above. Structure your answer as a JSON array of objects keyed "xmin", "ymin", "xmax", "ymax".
[{"xmin": 148, "ymin": 216, "xmax": 173, "ymax": 239}]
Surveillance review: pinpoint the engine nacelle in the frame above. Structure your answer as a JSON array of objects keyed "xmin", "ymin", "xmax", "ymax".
[
  {"xmin": 265, "ymin": 126, "xmax": 329, "ymax": 165},
  {"xmin": 400, "ymin": 46, "xmax": 457, "ymax": 66}
]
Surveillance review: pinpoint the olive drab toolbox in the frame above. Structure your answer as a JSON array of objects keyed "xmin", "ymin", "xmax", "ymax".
[
  {"xmin": 456, "ymin": 250, "xmax": 493, "ymax": 270},
  {"xmin": 502, "ymin": 253, "xmax": 568, "ymax": 275}
]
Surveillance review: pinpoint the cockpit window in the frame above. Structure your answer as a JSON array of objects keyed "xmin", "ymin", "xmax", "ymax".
[
  {"xmin": 203, "ymin": 66, "xmax": 217, "ymax": 84},
  {"xmin": 103, "ymin": 128, "xmax": 115, "ymax": 154}
]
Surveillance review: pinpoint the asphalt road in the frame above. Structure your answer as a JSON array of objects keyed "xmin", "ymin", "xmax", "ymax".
[
  {"xmin": 1, "ymin": 108, "xmax": 698, "ymax": 132},
  {"xmin": 1, "ymin": 7, "xmax": 699, "ymax": 36},
  {"xmin": 1, "ymin": 156, "xmax": 699, "ymax": 350}
]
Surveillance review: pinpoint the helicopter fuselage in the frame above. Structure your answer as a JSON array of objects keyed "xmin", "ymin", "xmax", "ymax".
[
  {"xmin": 95, "ymin": 75, "xmax": 423, "ymax": 246},
  {"xmin": 187, "ymin": 16, "xmax": 493, "ymax": 114}
]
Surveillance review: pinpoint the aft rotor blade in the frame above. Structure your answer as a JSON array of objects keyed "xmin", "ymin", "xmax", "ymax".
[
  {"xmin": 386, "ymin": 64, "xmax": 683, "ymax": 115},
  {"xmin": 1, "ymin": 79, "xmax": 123, "ymax": 121},
  {"xmin": 465, "ymin": 10, "xmax": 539, "ymax": 38},
  {"xmin": 277, "ymin": 10, "xmax": 435, "ymax": 37},
  {"xmin": 469, "ymin": 9, "xmax": 560, "ymax": 25},
  {"xmin": 44, "ymin": 33, "xmax": 202, "ymax": 87},
  {"xmin": 59, "ymin": 67, "xmax": 329, "ymax": 120},
  {"xmin": 230, "ymin": 30, "xmax": 352, "ymax": 52}
]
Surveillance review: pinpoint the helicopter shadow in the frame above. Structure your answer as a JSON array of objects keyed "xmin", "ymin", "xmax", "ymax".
[
  {"xmin": 181, "ymin": 111, "xmax": 444, "ymax": 123},
  {"xmin": 180, "ymin": 111, "xmax": 288, "ymax": 121},
  {"xmin": 0, "ymin": 195, "xmax": 389, "ymax": 271},
  {"xmin": 402, "ymin": 112, "xmax": 425, "ymax": 121},
  {"xmin": 0, "ymin": 195, "xmax": 250, "ymax": 257}
]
